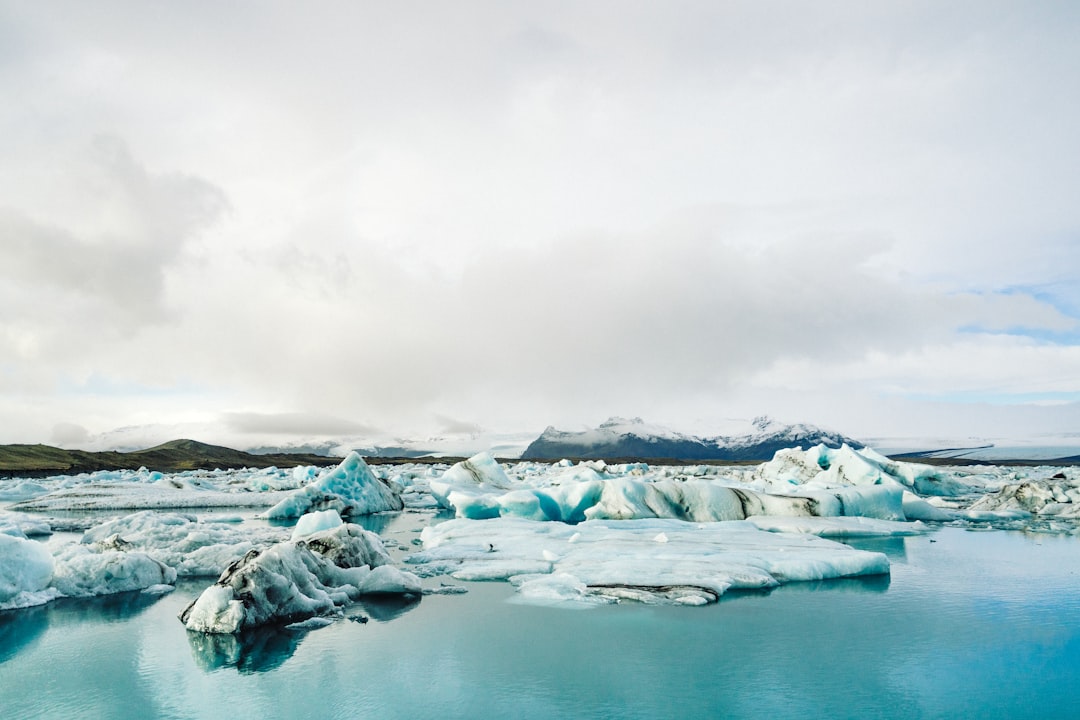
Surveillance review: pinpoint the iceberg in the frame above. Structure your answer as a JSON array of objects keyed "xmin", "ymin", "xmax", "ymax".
[
  {"xmin": 180, "ymin": 522, "xmax": 421, "ymax": 633},
  {"xmin": 262, "ymin": 452, "xmax": 403, "ymax": 520},
  {"xmin": 406, "ymin": 517, "xmax": 890, "ymax": 607},
  {"xmin": 752, "ymin": 444, "xmax": 970, "ymax": 497},
  {"xmin": 430, "ymin": 471, "xmax": 906, "ymax": 523}
]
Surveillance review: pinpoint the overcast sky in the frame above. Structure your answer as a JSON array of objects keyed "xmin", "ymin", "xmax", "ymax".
[{"xmin": 2, "ymin": 1, "xmax": 1079, "ymax": 448}]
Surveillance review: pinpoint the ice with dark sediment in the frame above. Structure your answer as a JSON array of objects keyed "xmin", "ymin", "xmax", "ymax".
[
  {"xmin": 80, "ymin": 510, "xmax": 290, "ymax": 577},
  {"xmin": 180, "ymin": 516, "xmax": 421, "ymax": 633}
]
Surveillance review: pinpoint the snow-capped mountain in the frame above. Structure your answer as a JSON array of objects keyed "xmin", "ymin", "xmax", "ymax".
[{"xmin": 521, "ymin": 416, "xmax": 862, "ymax": 461}]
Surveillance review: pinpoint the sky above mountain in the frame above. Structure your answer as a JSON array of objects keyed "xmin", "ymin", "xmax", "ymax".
[{"xmin": 2, "ymin": 1, "xmax": 1079, "ymax": 448}]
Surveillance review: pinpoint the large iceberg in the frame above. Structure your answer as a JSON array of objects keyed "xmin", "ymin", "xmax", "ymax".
[
  {"xmin": 262, "ymin": 452, "xmax": 404, "ymax": 520},
  {"xmin": 180, "ymin": 518, "xmax": 421, "ymax": 633},
  {"xmin": 407, "ymin": 517, "xmax": 890, "ymax": 607}
]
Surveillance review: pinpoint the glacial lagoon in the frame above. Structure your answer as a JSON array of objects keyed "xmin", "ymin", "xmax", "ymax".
[
  {"xmin": 3, "ymin": 447, "xmax": 1080, "ymax": 719},
  {"xmin": 3, "ymin": 522, "xmax": 1080, "ymax": 720}
]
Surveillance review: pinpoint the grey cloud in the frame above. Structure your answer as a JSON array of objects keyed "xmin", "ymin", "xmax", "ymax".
[
  {"xmin": 50, "ymin": 421, "xmax": 90, "ymax": 447},
  {"xmin": 222, "ymin": 412, "xmax": 374, "ymax": 437},
  {"xmin": 434, "ymin": 415, "xmax": 485, "ymax": 435},
  {"xmin": 0, "ymin": 136, "xmax": 227, "ymax": 336}
]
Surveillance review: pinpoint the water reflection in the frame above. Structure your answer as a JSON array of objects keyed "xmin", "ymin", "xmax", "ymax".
[
  {"xmin": 186, "ymin": 594, "xmax": 422, "ymax": 674},
  {"xmin": 351, "ymin": 592, "xmax": 422, "ymax": 622},
  {"xmin": 842, "ymin": 534, "xmax": 911, "ymax": 561},
  {"xmin": 0, "ymin": 605, "xmax": 49, "ymax": 664},
  {"xmin": 186, "ymin": 625, "xmax": 303, "ymax": 674},
  {"xmin": 718, "ymin": 571, "xmax": 891, "ymax": 606},
  {"xmin": 0, "ymin": 588, "xmax": 166, "ymax": 665}
]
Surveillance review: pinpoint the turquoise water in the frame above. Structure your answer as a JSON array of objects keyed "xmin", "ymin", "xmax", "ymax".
[{"xmin": 2, "ymin": 526, "xmax": 1080, "ymax": 719}]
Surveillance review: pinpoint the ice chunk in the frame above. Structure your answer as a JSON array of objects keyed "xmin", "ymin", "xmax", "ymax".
[
  {"xmin": 263, "ymin": 452, "xmax": 403, "ymax": 520},
  {"xmin": 755, "ymin": 444, "xmax": 972, "ymax": 497},
  {"xmin": 292, "ymin": 509, "xmax": 344, "ymax": 540},
  {"xmin": 968, "ymin": 479, "xmax": 1080, "ymax": 518},
  {"xmin": 180, "ymin": 523, "xmax": 421, "ymax": 633},
  {"xmin": 408, "ymin": 517, "xmax": 889, "ymax": 606},
  {"xmin": 0, "ymin": 534, "xmax": 57, "ymax": 610},
  {"xmin": 442, "ymin": 452, "xmax": 513, "ymax": 488},
  {"xmin": 0, "ymin": 480, "xmax": 49, "ymax": 502},
  {"xmin": 429, "ymin": 452, "xmax": 514, "ymax": 510},
  {"xmin": 50, "ymin": 544, "xmax": 177, "ymax": 597}
]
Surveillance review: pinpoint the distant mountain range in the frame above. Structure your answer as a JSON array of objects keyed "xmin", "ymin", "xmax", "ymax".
[{"xmin": 521, "ymin": 416, "xmax": 863, "ymax": 461}]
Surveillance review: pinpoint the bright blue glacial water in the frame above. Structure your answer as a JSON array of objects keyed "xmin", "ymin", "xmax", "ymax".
[{"xmin": 2, "ymin": 525, "xmax": 1079, "ymax": 720}]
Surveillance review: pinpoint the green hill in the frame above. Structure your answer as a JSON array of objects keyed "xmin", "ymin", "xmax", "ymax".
[{"xmin": 0, "ymin": 439, "xmax": 343, "ymax": 477}]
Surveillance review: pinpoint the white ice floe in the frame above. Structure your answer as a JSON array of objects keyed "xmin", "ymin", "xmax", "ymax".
[
  {"xmin": 0, "ymin": 480, "xmax": 49, "ymax": 502},
  {"xmin": 406, "ymin": 517, "xmax": 890, "ymax": 607},
  {"xmin": 0, "ymin": 533, "xmax": 58, "ymax": 610},
  {"xmin": 79, "ymin": 511, "xmax": 290, "ymax": 577},
  {"xmin": 49, "ymin": 544, "xmax": 176, "ymax": 598},
  {"xmin": 0, "ymin": 511, "xmax": 53, "ymax": 538},
  {"xmin": 744, "ymin": 516, "xmax": 927, "ymax": 538},
  {"xmin": 262, "ymin": 452, "xmax": 403, "ymax": 520},
  {"xmin": 8, "ymin": 481, "xmax": 292, "ymax": 512},
  {"xmin": 181, "ymin": 522, "xmax": 421, "ymax": 633},
  {"xmin": 1, "ymin": 465, "xmax": 324, "ymax": 512},
  {"xmin": 0, "ymin": 531, "xmax": 176, "ymax": 611}
]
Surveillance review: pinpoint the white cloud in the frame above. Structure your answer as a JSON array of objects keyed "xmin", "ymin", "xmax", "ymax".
[{"xmin": 1, "ymin": 1, "xmax": 1079, "ymax": 445}]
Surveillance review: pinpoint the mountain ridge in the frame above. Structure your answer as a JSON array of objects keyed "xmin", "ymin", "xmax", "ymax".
[{"xmin": 521, "ymin": 416, "xmax": 863, "ymax": 461}]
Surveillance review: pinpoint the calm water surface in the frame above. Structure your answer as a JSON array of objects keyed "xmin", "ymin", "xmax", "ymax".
[{"xmin": 2, "ymin": 524, "xmax": 1079, "ymax": 719}]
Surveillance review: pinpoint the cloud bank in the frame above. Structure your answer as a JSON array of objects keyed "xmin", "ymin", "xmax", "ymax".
[{"xmin": 1, "ymin": 1, "xmax": 1078, "ymax": 446}]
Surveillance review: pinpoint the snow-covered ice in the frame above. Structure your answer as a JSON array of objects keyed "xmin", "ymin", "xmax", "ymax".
[
  {"xmin": 79, "ymin": 511, "xmax": 290, "ymax": 577},
  {"xmin": 1, "ymin": 529, "xmax": 176, "ymax": 611},
  {"xmin": 406, "ymin": 517, "xmax": 890, "ymax": 607},
  {"xmin": 0, "ymin": 533, "xmax": 58, "ymax": 610}
]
